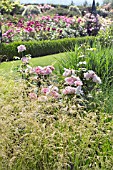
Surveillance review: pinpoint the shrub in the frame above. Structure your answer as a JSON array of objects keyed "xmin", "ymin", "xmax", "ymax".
[
  {"xmin": 43, "ymin": 7, "xmax": 69, "ymax": 16},
  {"xmin": 83, "ymin": 13, "xmax": 101, "ymax": 36},
  {"xmin": 0, "ymin": 0, "xmax": 23, "ymax": 15},
  {"xmin": 97, "ymin": 24, "xmax": 113, "ymax": 47},
  {"xmin": 0, "ymin": 36, "xmax": 95, "ymax": 61},
  {"xmin": 97, "ymin": 9, "xmax": 109, "ymax": 18}
]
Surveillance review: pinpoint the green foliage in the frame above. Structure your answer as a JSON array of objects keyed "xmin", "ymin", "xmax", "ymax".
[
  {"xmin": 41, "ymin": 7, "xmax": 81, "ymax": 17},
  {"xmin": 0, "ymin": 36, "xmax": 95, "ymax": 61},
  {"xmin": 97, "ymin": 24, "xmax": 113, "ymax": 47},
  {"xmin": 0, "ymin": 0, "xmax": 22, "ymax": 15},
  {"xmin": 83, "ymin": 0, "xmax": 88, "ymax": 7},
  {"xmin": 57, "ymin": 40, "xmax": 113, "ymax": 86},
  {"xmin": 0, "ymin": 0, "xmax": 14, "ymax": 14},
  {"xmin": 103, "ymin": 0, "xmax": 113, "ymax": 6},
  {"xmin": 44, "ymin": 7, "xmax": 69, "ymax": 16},
  {"xmin": 56, "ymin": 40, "xmax": 113, "ymax": 113},
  {"xmin": 11, "ymin": 1, "xmax": 24, "ymax": 15},
  {"xmin": 97, "ymin": 9, "xmax": 109, "ymax": 17},
  {"xmin": 96, "ymin": 2, "xmax": 100, "ymax": 7}
]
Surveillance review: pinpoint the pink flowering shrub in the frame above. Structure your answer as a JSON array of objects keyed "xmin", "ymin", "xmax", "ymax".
[
  {"xmin": 17, "ymin": 45, "xmax": 102, "ymax": 106},
  {"xmin": 83, "ymin": 13, "xmax": 101, "ymax": 36},
  {"xmin": 2, "ymin": 14, "xmax": 88, "ymax": 42}
]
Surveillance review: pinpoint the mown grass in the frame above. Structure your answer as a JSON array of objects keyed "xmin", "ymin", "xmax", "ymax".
[{"xmin": 0, "ymin": 52, "xmax": 66, "ymax": 79}]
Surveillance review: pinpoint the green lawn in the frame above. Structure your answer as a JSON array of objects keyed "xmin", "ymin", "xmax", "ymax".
[{"xmin": 0, "ymin": 53, "xmax": 66, "ymax": 78}]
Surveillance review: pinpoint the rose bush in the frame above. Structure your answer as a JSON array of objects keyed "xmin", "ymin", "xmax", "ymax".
[
  {"xmin": 17, "ymin": 45, "xmax": 102, "ymax": 111},
  {"xmin": 2, "ymin": 14, "xmax": 91, "ymax": 43}
]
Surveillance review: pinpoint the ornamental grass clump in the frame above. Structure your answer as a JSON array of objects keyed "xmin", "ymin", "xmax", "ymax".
[{"xmin": 0, "ymin": 76, "xmax": 113, "ymax": 170}]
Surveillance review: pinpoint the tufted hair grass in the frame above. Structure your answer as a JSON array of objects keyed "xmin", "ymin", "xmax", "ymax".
[{"xmin": 0, "ymin": 76, "xmax": 113, "ymax": 170}]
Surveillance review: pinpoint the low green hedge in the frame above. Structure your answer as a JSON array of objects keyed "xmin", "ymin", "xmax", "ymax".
[{"xmin": 0, "ymin": 36, "xmax": 95, "ymax": 61}]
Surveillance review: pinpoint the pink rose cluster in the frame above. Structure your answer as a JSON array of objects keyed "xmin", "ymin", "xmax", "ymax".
[
  {"xmin": 62, "ymin": 86, "xmax": 82, "ymax": 95},
  {"xmin": 21, "ymin": 56, "xmax": 31, "ymax": 64},
  {"xmin": 29, "ymin": 92, "xmax": 37, "ymax": 99},
  {"xmin": 35, "ymin": 65, "xmax": 55, "ymax": 75},
  {"xmin": 62, "ymin": 68, "xmax": 83, "ymax": 95},
  {"xmin": 63, "ymin": 68, "xmax": 75, "ymax": 77},
  {"xmin": 84, "ymin": 70, "xmax": 101, "ymax": 84},
  {"xmin": 65, "ymin": 76, "xmax": 83, "ymax": 86},
  {"xmin": 41, "ymin": 85, "xmax": 60, "ymax": 99}
]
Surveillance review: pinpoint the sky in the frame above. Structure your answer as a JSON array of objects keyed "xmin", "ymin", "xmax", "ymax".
[{"xmin": 20, "ymin": 0, "xmax": 103, "ymax": 6}]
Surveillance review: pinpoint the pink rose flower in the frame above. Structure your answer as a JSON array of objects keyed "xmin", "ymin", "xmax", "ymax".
[
  {"xmin": 47, "ymin": 65, "xmax": 55, "ymax": 71},
  {"xmin": 84, "ymin": 70, "xmax": 101, "ymax": 84},
  {"xmin": 63, "ymin": 68, "xmax": 75, "ymax": 77},
  {"xmin": 35, "ymin": 66, "xmax": 54, "ymax": 75},
  {"xmin": 77, "ymin": 17, "xmax": 82, "ymax": 23},
  {"xmin": 29, "ymin": 92, "xmax": 37, "ymax": 99},
  {"xmin": 65, "ymin": 76, "xmax": 77, "ymax": 86},
  {"xmin": 74, "ymin": 80, "xmax": 83, "ymax": 86},
  {"xmin": 62, "ymin": 86, "xmax": 76, "ymax": 95},
  {"xmin": 50, "ymin": 91, "xmax": 60, "ymax": 99},
  {"xmin": 35, "ymin": 66, "xmax": 43, "ymax": 74},
  {"xmin": 84, "ymin": 70, "xmax": 96, "ymax": 80},
  {"xmin": 17, "ymin": 45, "xmax": 26, "ymax": 53},
  {"xmin": 41, "ymin": 87, "xmax": 50, "ymax": 94},
  {"xmin": 42, "ymin": 66, "xmax": 52, "ymax": 75},
  {"xmin": 21, "ymin": 57, "xmax": 30, "ymax": 64}
]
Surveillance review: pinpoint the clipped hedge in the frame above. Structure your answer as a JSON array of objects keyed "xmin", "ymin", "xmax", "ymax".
[{"xmin": 0, "ymin": 36, "xmax": 95, "ymax": 61}]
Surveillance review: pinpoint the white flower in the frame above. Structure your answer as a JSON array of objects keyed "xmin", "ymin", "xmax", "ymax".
[
  {"xmin": 17, "ymin": 45, "xmax": 26, "ymax": 53},
  {"xmin": 75, "ymin": 86, "xmax": 83, "ymax": 95},
  {"xmin": 77, "ymin": 61, "xmax": 86, "ymax": 66},
  {"xmin": 93, "ymin": 76, "xmax": 102, "ymax": 84},
  {"xmin": 63, "ymin": 68, "xmax": 75, "ymax": 76},
  {"xmin": 84, "ymin": 70, "xmax": 95, "ymax": 80}
]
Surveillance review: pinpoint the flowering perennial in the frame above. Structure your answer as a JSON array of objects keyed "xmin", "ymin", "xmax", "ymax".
[{"xmin": 17, "ymin": 45, "xmax": 102, "ymax": 101}]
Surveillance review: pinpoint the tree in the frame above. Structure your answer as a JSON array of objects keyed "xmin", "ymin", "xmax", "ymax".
[
  {"xmin": 0, "ymin": 0, "xmax": 22, "ymax": 15},
  {"xmin": 103, "ymin": 0, "xmax": 113, "ymax": 5},
  {"xmin": 70, "ymin": 0, "xmax": 74, "ymax": 6},
  {"xmin": 96, "ymin": 2, "xmax": 100, "ymax": 7},
  {"xmin": 83, "ymin": 0, "xmax": 88, "ymax": 7}
]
